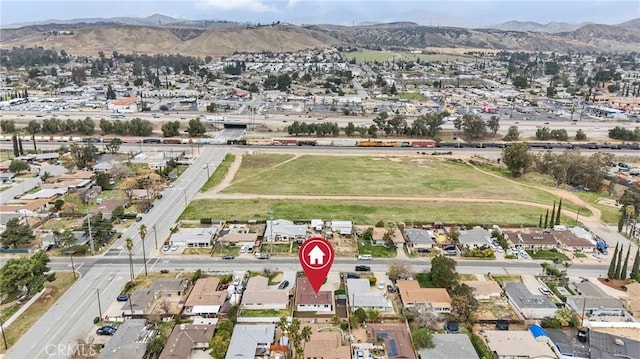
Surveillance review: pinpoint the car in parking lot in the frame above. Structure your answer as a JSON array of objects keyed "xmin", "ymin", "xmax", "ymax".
[
  {"xmin": 387, "ymin": 284, "xmax": 394, "ymax": 293},
  {"xmin": 416, "ymin": 247, "xmax": 431, "ymax": 253},
  {"xmin": 496, "ymin": 320, "xmax": 509, "ymax": 330},
  {"xmin": 170, "ymin": 245, "xmax": 178, "ymax": 251},
  {"xmin": 355, "ymin": 265, "xmax": 370, "ymax": 272},
  {"xmin": 232, "ymin": 277, "xmax": 241, "ymax": 286},
  {"xmin": 222, "ymin": 255, "xmax": 235, "ymax": 260},
  {"xmin": 162, "ymin": 244, "xmax": 170, "ymax": 252},
  {"xmin": 538, "ymin": 286, "xmax": 552, "ymax": 296},
  {"xmin": 377, "ymin": 281, "xmax": 385, "ymax": 290},
  {"xmin": 116, "ymin": 294, "xmax": 129, "ymax": 302},
  {"xmin": 278, "ymin": 280, "xmax": 290, "ymax": 289}
]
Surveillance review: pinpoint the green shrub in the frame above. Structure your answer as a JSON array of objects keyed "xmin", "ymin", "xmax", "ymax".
[{"xmin": 369, "ymin": 276, "xmax": 377, "ymax": 286}]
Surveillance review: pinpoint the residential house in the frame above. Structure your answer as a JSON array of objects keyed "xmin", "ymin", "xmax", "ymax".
[
  {"xmin": 461, "ymin": 280, "xmax": 503, "ymax": 300},
  {"xmin": 303, "ymin": 324, "xmax": 351, "ymax": 359},
  {"xmin": 0, "ymin": 198, "xmax": 51, "ymax": 216},
  {"xmin": 568, "ymin": 280, "xmax": 627, "ymax": 319},
  {"xmin": 93, "ymin": 161, "xmax": 114, "ymax": 173},
  {"xmin": 225, "ymin": 324, "xmax": 275, "ymax": 359},
  {"xmin": 458, "ymin": 228, "xmax": 491, "ymax": 249},
  {"xmin": 109, "ymin": 96, "xmax": 139, "ymax": 113},
  {"xmin": 97, "ymin": 319, "xmax": 151, "ymax": 359},
  {"xmin": 371, "ymin": 227, "xmax": 388, "ymax": 245},
  {"xmin": 404, "ymin": 229, "xmax": 436, "ymax": 250},
  {"xmin": 159, "ymin": 324, "xmax": 216, "ymax": 359},
  {"xmin": 367, "ymin": 323, "xmax": 417, "ymax": 359},
  {"xmin": 56, "ymin": 170, "xmax": 94, "ymax": 181},
  {"xmin": 395, "ymin": 280, "xmax": 452, "ymax": 313},
  {"xmin": 122, "ymin": 278, "xmax": 188, "ymax": 316},
  {"xmin": 170, "ymin": 226, "xmax": 219, "ymax": 247},
  {"xmin": 310, "ymin": 219, "xmax": 324, "ymax": 231},
  {"xmin": 217, "ymin": 225, "xmax": 259, "ymax": 245},
  {"xmin": 241, "ymin": 276, "xmax": 289, "ymax": 310},
  {"xmin": 35, "ymin": 152, "xmax": 59, "ymax": 162},
  {"xmin": 40, "ymin": 230, "xmax": 91, "ymax": 248},
  {"xmin": 295, "ymin": 277, "xmax": 333, "ymax": 312},
  {"xmin": 21, "ymin": 188, "xmax": 66, "ymax": 200},
  {"xmin": 346, "ymin": 278, "xmax": 393, "ymax": 312},
  {"xmin": 504, "ymin": 231, "xmax": 557, "ymax": 251},
  {"xmin": 484, "ymin": 330, "xmax": 557, "ymax": 359},
  {"xmin": 551, "ymin": 230, "xmax": 596, "ymax": 253},
  {"xmin": 504, "ymin": 283, "xmax": 557, "ymax": 319},
  {"xmin": 330, "ymin": 220, "xmax": 353, "ymax": 235},
  {"xmin": 183, "ymin": 277, "xmax": 227, "ymax": 317},
  {"xmin": 589, "ymin": 330, "xmax": 640, "ymax": 359},
  {"xmin": 264, "ymin": 219, "xmax": 307, "ymax": 242},
  {"xmin": 417, "ymin": 334, "xmax": 479, "ymax": 359}
]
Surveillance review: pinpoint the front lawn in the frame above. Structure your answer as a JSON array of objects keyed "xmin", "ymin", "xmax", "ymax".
[
  {"xmin": 526, "ymin": 249, "xmax": 569, "ymax": 261},
  {"xmin": 415, "ymin": 273, "xmax": 437, "ymax": 288},
  {"xmin": 239, "ymin": 308, "xmax": 290, "ymax": 317},
  {"xmin": 200, "ymin": 153, "xmax": 236, "ymax": 192},
  {"xmin": 358, "ymin": 241, "xmax": 396, "ymax": 258}
]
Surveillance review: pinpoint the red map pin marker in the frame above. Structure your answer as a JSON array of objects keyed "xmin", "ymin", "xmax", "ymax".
[{"xmin": 299, "ymin": 237, "xmax": 335, "ymax": 294}]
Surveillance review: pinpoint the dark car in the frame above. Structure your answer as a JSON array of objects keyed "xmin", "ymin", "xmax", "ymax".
[
  {"xmin": 278, "ymin": 280, "xmax": 290, "ymax": 290},
  {"xmin": 222, "ymin": 255, "xmax": 235, "ymax": 260},
  {"xmin": 96, "ymin": 326, "xmax": 116, "ymax": 336},
  {"xmin": 577, "ymin": 329, "xmax": 588, "ymax": 343},
  {"xmin": 445, "ymin": 322, "xmax": 460, "ymax": 333},
  {"xmin": 346, "ymin": 273, "xmax": 360, "ymax": 279},
  {"xmin": 416, "ymin": 248, "xmax": 431, "ymax": 253},
  {"xmin": 355, "ymin": 265, "xmax": 370, "ymax": 272},
  {"xmin": 135, "ymin": 216, "xmax": 143, "ymax": 222},
  {"xmin": 116, "ymin": 294, "xmax": 129, "ymax": 302},
  {"xmin": 495, "ymin": 320, "xmax": 509, "ymax": 330},
  {"xmin": 386, "ymin": 285, "xmax": 394, "ymax": 293}
]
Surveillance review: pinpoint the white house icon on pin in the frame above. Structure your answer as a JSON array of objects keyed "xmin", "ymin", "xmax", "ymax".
[{"xmin": 308, "ymin": 245, "xmax": 325, "ymax": 265}]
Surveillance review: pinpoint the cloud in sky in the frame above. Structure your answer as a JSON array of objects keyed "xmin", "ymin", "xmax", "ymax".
[{"xmin": 200, "ymin": 0, "xmax": 275, "ymax": 12}]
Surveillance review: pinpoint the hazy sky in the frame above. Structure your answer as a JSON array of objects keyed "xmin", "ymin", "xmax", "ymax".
[{"xmin": 1, "ymin": 0, "xmax": 638, "ymax": 27}]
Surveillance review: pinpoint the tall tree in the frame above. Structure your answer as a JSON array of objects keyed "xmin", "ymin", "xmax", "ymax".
[
  {"xmin": 138, "ymin": 224, "xmax": 148, "ymax": 277},
  {"xmin": 429, "ymin": 254, "xmax": 459, "ymax": 288},
  {"xmin": 615, "ymin": 244, "xmax": 624, "ymax": 279},
  {"xmin": 544, "ymin": 209, "xmax": 549, "ymax": 229},
  {"xmin": 620, "ymin": 246, "xmax": 631, "ymax": 280},
  {"xmin": 125, "ymin": 237, "xmax": 134, "ymax": 283},
  {"xmin": 539, "ymin": 214, "xmax": 543, "ymax": 228},
  {"xmin": 630, "ymin": 249, "xmax": 640, "ymax": 281},
  {"xmin": 503, "ymin": 142, "xmax": 531, "ymax": 177},
  {"xmin": 54, "ymin": 228, "xmax": 76, "ymax": 248},
  {"xmin": 550, "ymin": 201, "xmax": 556, "ymax": 228},
  {"xmin": 608, "ymin": 243, "xmax": 618, "ymax": 279},
  {"xmin": 0, "ymin": 218, "xmax": 35, "ymax": 248},
  {"xmin": 555, "ymin": 198, "xmax": 562, "ymax": 225}
]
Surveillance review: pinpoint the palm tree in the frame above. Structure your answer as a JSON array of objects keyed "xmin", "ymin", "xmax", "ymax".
[
  {"xmin": 125, "ymin": 237, "xmax": 135, "ymax": 283},
  {"xmin": 138, "ymin": 224, "xmax": 148, "ymax": 277},
  {"xmin": 299, "ymin": 326, "xmax": 312, "ymax": 357}
]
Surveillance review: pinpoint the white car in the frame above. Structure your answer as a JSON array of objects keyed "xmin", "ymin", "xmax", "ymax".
[
  {"xmin": 233, "ymin": 277, "xmax": 241, "ymax": 286},
  {"xmin": 162, "ymin": 244, "xmax": 170, "ymax": 252},
  {"xmin": 378, "ymin": 281, "xmax": 385, "ymax": 290},
  {"xmin": 170, "ymin": 245, "xmax": 178, "ymax": 251}
]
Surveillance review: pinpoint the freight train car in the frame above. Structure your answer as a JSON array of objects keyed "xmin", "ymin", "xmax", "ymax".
[{"xmin": 356, "ymin": 140, "xmax": 397, "ymax": 147}]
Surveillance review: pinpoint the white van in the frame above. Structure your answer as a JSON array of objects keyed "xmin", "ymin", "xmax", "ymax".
[
  {"xmin": 240, "ymin": 245, "xmax": 247, "ymax": 253},
  {"xmin": 358, "ymin": 254, "xmax": 372, "ymax": 260}
]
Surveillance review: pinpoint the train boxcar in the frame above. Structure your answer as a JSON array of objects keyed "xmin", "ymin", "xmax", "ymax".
[
  {"xmin": 297, "ymin": 140, "xmax": 317, "ymax": 146},
  {"xmin": 333, "ymin": 140, "xmax": 357, "ymax": 147},
  {"xmin": 411, "ymin": 140, "xmax": 436, "ymax": 148},
  {"xmin": 162, "ymin": 139, "xmax": 182, "ymax": 144},
  {"xmin": 356, "ymin": 140, "xmax": 396, "ymax": 147},
  {"xmin": 142, "ymin": 138, "xmax": 162, "ymax": 144}
]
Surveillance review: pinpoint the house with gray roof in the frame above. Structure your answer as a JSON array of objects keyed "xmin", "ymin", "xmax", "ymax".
[
  {"xmin": 504, "ymin": 283, "xmax": 557, "ymax": 319},
  {"xmin": 97, "ymin": 319, "xmax": 151, "ymax": 359},
  {"xmin": 264, "ymin": 219, "xmax": 307, "ymax": 242},
  {"xmin": 170, "ymin": 226, "xmax": 219, "ymax": 247},
  {"xmin": 458, "ymin": 228, "xmax": 491, "ymax": 249},
  {"xmin": 225, "ymin": 324, "xmax": 276, "ymax": 359},
  {"xmin": 417, "ymin": 334, "xmax": 479, "ymax": 359},
  {"xmin": 404, "ymin": 229, "xmax": 436, "ymax": 249},
  {"xmin": 346, "ymin": 278, "xmax": 393, "ymax": 312}
]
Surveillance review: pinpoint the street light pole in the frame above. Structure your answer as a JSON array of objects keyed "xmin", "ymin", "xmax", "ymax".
[
  {"xmin": 269, "ymin": 209, "xmax": 274, "ymax": 255},
  {"xmin": 576, "ymin": 207, "xmax": 582, "ymax": 225},
  {"xmin": 87, "ymin": 212, "xmax": 95, "ymax": 256}
]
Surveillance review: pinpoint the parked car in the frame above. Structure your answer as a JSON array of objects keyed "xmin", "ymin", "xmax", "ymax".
[
  {"xmin": 416, "ymin": 248, "xmax": 431, "ymax": 253},
  {"xmin": 96, "ymin": 326, "xmax": 117, "ymax": 336},
  {"xmin": 278, "ymin": 280, "xmax": 290, "ymax": 290},
  {"xmin": 538, "ymin": 286, "xmax": 552, "ymax": 296},
  {"xmin": 257, "ymin": 254, "xmax": 270, "ymax": 259},
  {"xmin": 386, "ymin": 285, "xmax": 394, "ymax": 293},
  {"xmin": 222, "ymin": 255, "xmax": 235, "ymax": 260},
  {"xmin": 170, "ymin": 245, "xmax": 178, "ymax": 251},
  {"xmin": 355, "ymin": 265, "xmax": 370, "ymax": 272},
  {"xmin": 346, "ymin": 273, "xmax": 360, "ymax": 279},
  {"xmin": 445, "ymin": 322, "xmax": 460, "ymax": 333},
  {"xmin": 357, "ymin": 254, "xmax": 372, "ymax": 260},
  {"xmin": 135, "ymin": 216, "xmax": 143, "ymax": 222},
  {"xmin": 577, "ymin": 329, "xmax": 588, "ymax": 343},
  {"xmin": 162, "ymin": 244, "xmax": 170, "ymax": 252},
  {"xmin": 232, "ymin": 277, "xmax": 241, "ymax": 286},
  {"xmin": 378, "ymin": 281, "xmax": 385, "ymax": 290},
  {"xmin": 495, "ymin": 320, "xmax": 509, "ymax": 330},
  {"xmin": 116, "ymin": 294, "xmax": 129, "ymax": 302}
]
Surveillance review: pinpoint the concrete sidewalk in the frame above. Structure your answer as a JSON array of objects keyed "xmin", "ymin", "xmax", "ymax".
[{"xmin": 1, "ymin": 288, "xmax": 46, "ymax": 329}]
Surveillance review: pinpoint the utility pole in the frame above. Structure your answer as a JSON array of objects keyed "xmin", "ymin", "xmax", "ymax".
[
  {"xmin": 67, "ymin": 250, "xmax": 77, "ymax": 280},
  {"xmin": 96, "ymin": 288, "xmax": 103, "ymax": 320},
  {"xmin": 269, "ymin": 209, "xmax": 274, "ymax": 255},
  {"xmin": 87, "ymin": 212, "xmax": 95, "ymax": 256},
  {"xmin": 153, "ymin": 224, "xmax": 158, "ymax": 249},
  {"xmin": 0, "ymin": 316, "xmax": 7, "ymax": 350}
]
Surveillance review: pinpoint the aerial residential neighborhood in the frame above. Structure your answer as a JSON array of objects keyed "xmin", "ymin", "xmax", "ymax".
[{"xmin": 0, "ymin": 1, "xmax": 640, "ymax": 358}]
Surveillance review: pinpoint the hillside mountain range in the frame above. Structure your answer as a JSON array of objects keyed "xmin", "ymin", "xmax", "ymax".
[
  {"xmin": 489, "ymin": 21, "xmax": 588, "ymax": 34},
  {"xmin": 1, "ymin": 17, "xmax": 638, "ymax": 57}
]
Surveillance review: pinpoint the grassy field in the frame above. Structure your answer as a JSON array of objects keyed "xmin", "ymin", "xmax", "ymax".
[
  {"xmin": 358, "ymin": 241, "xmax": 397, "ymax": 258},
  {"xmin": 239, "ymin": 308, "xmax": 291, "ymax": 317},
  {"xmin": 573, "ymin": 191, "xmax": 620, "ymax": 224},
  {"xmin": 2, "ymin": 272, "xmax": 76, "ymax": 352},
  {"xmin": 416, "ymin": 273, "xmax": 437, "ymax": 288},
  {"xmin": 341, "ymin": 50, "xmax": 397, "ymax": 63},
  {"xmin": 526, "ymin": 249, "xmax": 570, "ymax": 262},
  {"xmin": 223, "ymin": 155, "xmax": 565, "ymax": 205},
  {"xmin": 200, "ymin": 153, "xmax": 236, "ymax": 192},
  {"xmin": 398, "ymin": 92, "xmax": 425, "ymax": 101},
  {"xmin": 181, "ymin": 199, "xmax": 571, "ymax": 226}
]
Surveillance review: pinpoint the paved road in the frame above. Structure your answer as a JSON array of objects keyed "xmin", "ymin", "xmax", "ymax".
[
  {"xmin": 4, "ymin": 146, "xmax": 227, "ymax": 359},
  {"xmin": 0, "ymin": 164, "xmax": 67, "ymax": 205}
]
